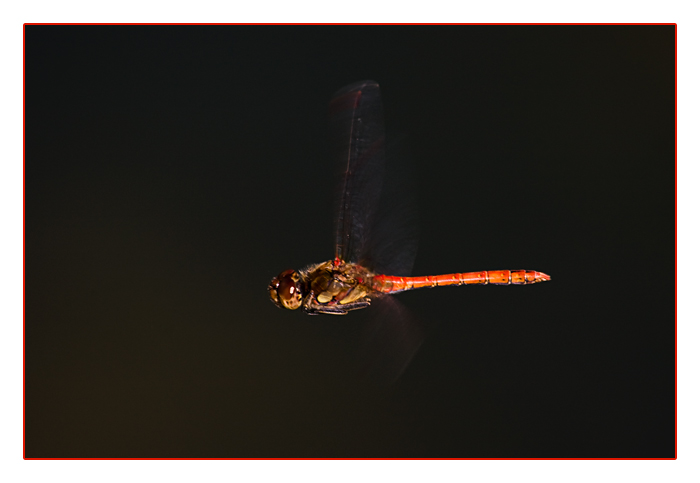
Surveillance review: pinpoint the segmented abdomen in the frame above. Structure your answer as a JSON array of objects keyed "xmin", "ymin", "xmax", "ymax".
[{"xmin": 371, "ymin": 270, "xmax": 551, "ymax": 294}]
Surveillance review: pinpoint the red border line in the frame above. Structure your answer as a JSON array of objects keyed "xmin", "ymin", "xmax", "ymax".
[
  {"xmin": 22, "ymin": 22, "xmax": 677, "ymax": 26},
  {"xmin": 23, "ymin": 458, "xmax": 677, "ymax": 460},
  {"xmin": 674, "ymin": 22, "xmax": 678, "ymax": 461},
  {"xmin": 22, "ymin": 23, "xmax": 26, "ymax": 461}
]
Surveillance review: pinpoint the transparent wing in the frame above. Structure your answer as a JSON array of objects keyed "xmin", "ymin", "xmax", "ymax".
[
  {"xmin": 356, "ymin": 295, "xmax": 424, "ymax": 386},
  {"xmin": 330, "ymin": 80, "xmax": 386, "ymax": 266},
  {"xmin": 329, "ymin": 81, "xmax": 417, "ymax": 275}
]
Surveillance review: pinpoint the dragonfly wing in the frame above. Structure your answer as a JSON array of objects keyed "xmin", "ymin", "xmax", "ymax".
[
  {"xmin": 361, "ymin": 137, "xmax": 418, "ymax": 277},
  {"xmin": 356, "ymin": 294, "xmax": 424, "ymax": 386},
  {"xmin": 330, "ymin": 80, "xmax": 386, "ymax": 266}
]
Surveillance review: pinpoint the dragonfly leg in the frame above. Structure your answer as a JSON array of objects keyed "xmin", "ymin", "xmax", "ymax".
[
  {"xmin": 307, "ymin": 306, "xmax": 350, "ymax": 315},
  {"xmin": 335, "ymin": 299, "xmax": 371, "ymax": 312},
  {"xmin": 302, "ymin": 297, "xmax": 371, "ymax": 315}
]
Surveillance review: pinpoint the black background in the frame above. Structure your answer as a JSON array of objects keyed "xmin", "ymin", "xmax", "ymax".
[{"xmin": 25, "ymin": 25, "xmax": 675, "ymax": 458}]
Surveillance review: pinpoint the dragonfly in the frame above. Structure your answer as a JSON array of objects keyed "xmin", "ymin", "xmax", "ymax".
[{"xmin": 268, "ymin": 80, "xmax": 550, "ymax": 316}]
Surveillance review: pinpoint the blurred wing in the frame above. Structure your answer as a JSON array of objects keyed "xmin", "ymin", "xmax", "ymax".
[
  {"xmin": 356, "ymin": 295, "xmax": 424, "ymax": 386},
  {"xmin": 330, "ymin": 80, "xmax": 386, "ymax": 265},
  {"xmin": 362, "ymin": 137, "xmax": 418, "ymax": 276}
]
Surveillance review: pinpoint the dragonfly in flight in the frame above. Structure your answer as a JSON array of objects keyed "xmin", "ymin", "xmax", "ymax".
[{"xmin": 268, "ymin": 81, "xmax": 550, "ymax": 316}]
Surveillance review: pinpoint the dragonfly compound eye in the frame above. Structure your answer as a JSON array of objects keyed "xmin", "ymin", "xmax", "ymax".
[{"xmin": 268, "ymin": 270, "xmax": 303, "ymax": 310}]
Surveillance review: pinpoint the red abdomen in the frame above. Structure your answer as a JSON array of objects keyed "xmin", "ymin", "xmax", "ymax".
[{"xmin": 371, "ymin": 270, "xmax": 551, "ymax": 294}]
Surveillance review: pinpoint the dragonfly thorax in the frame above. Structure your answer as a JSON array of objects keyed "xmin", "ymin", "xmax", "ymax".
[{"xmin": 269, "ymin": 260, "xmax": 374, "ymax": 315}]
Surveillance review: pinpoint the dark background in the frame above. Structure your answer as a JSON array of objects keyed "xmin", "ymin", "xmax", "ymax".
[{"xmin": 25, "ymin": 25, "xmax": 675, "ymax": 458}]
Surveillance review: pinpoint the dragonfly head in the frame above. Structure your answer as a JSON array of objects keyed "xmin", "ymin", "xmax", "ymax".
[{"xmin": 268, "ymin": 269, "xmax": 305, "ymax": 310}]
